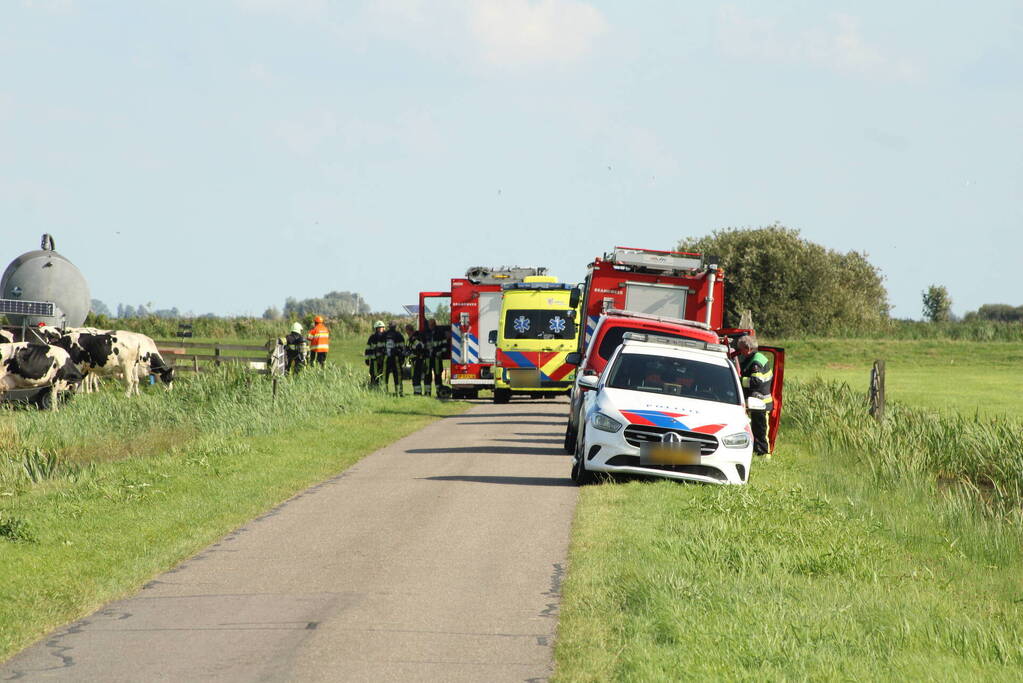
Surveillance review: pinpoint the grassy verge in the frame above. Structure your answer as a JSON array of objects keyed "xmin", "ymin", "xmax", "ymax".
[
  {"xmin": 555, "ymin": 343, "xmax": 1023, "ymax": 679},
  {"xmin": 555, "ymin": 438, "xmax": 1023, "ymax": 679},
  {"xmin": 0, "ymin": 368, "xmax": 467, "ymax": 662}
]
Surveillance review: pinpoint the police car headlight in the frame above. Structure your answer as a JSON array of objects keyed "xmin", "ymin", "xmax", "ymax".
[
  {"xmin": 722, "ymin": 432, "xmax": 751, "ymax": 448},
  {"xmin": 592, "ymin": 412, "xmax": 623, "ymax": 433}
]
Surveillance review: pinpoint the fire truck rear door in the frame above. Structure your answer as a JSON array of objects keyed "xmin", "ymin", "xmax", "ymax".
[
  {"xmin": 623, "ymin": 282, "xmax": 689, "ymax": 319},
  {"xmin": 478, "ymin": 291, "xmax": 502, "ymax": 362}
]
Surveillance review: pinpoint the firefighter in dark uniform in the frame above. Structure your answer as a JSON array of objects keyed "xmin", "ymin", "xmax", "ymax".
[
  {"xmin": 284, "ymin": 322, "xmax": 307, "ymax": 374},
  {"xmin": 736, "ymin": 335, "xmax": 773, "ymax": 457},
  {"xmin": 424, "ymin": 318, "xmax": 447, "ymax": 397},
  {"xmin": 364, "ymin": 320, "xmax": 386, "ymax": 387},
  {"xmin": 382, "ymin": 321, "xmax": 406, "ymax": 396},
  {"xmin": 405, "ymin": 324, "xmax": 427, "ymax": 395}
]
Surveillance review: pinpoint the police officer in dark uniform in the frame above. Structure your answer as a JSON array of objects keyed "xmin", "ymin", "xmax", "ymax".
[
  {"xmin": 364, "ymin": 320, "xmax": 386, "ymax": 387},
  {"xmin": 736, "ymin": 335, "xmax": 774, "ymax": 457},
  {"xmin": 382, "ymin": 321, "xmax": 406, "ymax": 396},
  {"xmin": 284, "ymin": 322, "xmax": 307, "ymax": 374},
  {"xmin": 405, "ymin": 324, "xmax": 427, "ymax": 396}
]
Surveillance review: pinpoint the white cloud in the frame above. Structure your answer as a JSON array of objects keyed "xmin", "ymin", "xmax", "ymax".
[
  {"xmin": 20, "ymin": 0, "xmax": 74, "ymax": 14},
  {"xmin": 233, "ymin": 0, "xmax": 328, "ymax": 22},
  {"xmin": 717, "ymin": 6, "xmax": 919, "ymax": 81},
  {"xmin": 468, "ymin": 0, "xmax": 607, "ymax": 68},
  {"xmin": 365, "ymin": 0, "xmax": 608, "ymax": 69}
]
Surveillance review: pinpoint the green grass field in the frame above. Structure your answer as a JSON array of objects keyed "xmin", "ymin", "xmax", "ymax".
[
  {"xmin": 554, "ymin": 340, "xmax": 1023, "ymax": 680},
  {"xmin": 772, "ymin": 338, "xmax": 1020, "ymax": 418}
]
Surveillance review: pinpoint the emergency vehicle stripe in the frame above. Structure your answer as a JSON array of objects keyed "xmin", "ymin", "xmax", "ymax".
[
  {"xmin": 620, "ymin": 409, "xmax": 691, "ymax": 430},
  {"xmin": 584, "ymin": 315, "xmax": 599, "ymax": 345},
  {"xmin": 690, "ymin": 423, "xmax": 726, "ymax": 434},
  {"xmin": 500, "ymin": 350, "xmax": 534, "ymax": 368},
  {"xmin": 466, "ymin": 334, "xmax": 479, "ymax": 364},
  {"xmin": 541, "ymin": 353, "xmax": 574, "ymax": 381},
  {"xmin": 451, "ymin": 329, "xmax": 463, "ymax": 364}
]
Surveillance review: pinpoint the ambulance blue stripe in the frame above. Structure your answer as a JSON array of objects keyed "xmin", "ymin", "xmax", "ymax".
[{"xmin": 504, "ymin": 350, "xmax": 534, "ymax": 368}]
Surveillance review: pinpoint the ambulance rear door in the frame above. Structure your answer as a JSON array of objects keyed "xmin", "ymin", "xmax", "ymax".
[{"xmin": 478, "ymin": 291, "xmax": 502, "ymax": 363}]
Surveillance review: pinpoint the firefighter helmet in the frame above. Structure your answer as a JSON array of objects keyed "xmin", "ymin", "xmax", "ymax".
[
  {"xmin": 291, "ymin": 322, "xmax": 302, "ymax": 333},
  {"xmin": 374, "ymin": 320, "xmax": 385, "ymax": 328},
  {"xmin": 314, "ymin": 315, "xmax": 323, "ymax": 323}
]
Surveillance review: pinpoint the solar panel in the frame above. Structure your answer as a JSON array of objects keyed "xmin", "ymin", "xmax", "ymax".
[
  {"xmin": 402, "ymin": 304, "xmax": 421, "ymax": 315},
  {"xmin": 0, "ymin": 299, "xmax": 56, "ymax": 317}
]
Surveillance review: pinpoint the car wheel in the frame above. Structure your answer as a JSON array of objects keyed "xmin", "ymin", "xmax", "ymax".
[
  {"xmin": 570, "ymin": 428, "xmax": 596, "ymax": 485},
  {"xmin": 563, "ymin": 424, "xmax": 576, "ymax": 454}
]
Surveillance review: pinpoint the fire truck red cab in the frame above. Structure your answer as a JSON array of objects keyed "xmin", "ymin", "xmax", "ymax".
[
  {"xmin": 577, "ymin": 246, "xmax": 725, "ymax": 348},
  {"xmin": 420, "ymin": 266, "xmax": 547, "ymax": 400}
]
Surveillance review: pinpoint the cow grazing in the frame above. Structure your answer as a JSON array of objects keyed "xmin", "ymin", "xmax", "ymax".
[
  {"xmin": 46, "ymin": 328, "xmax": 173, "ymax": 397},
  {"xmin": 0, "ymin": 342, "xmax": 84, "ymax": 410}
]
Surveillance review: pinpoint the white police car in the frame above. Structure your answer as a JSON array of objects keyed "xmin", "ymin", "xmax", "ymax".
[{"xmin": 571, "ymin": 332, "xmax": 763, "ymax": 485}]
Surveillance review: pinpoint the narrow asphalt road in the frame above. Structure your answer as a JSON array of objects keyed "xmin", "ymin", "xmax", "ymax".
[{"xmin": 2, "ymin": 399, "xmax": 578, "ymax": 682}]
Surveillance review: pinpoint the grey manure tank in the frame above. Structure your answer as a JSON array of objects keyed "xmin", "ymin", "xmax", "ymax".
[{"xmin": 1, "ymin": 234, "xmax": 90, "ymax": 328}]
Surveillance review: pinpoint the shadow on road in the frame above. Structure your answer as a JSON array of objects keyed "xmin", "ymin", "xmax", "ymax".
[
  {"xmin": 455, "ymin": 412, "xmax": 564, "ymax": 419},
  {"xmin": 491, "ymin": 437, "xmax": 561, "ymax": 445},
  {"xmin": 406, "ymin": 445, "xmax": 566, "ymax": 456},
  {"xmin": 421, "ymin": 475, "xmax": 575, "ymax": 487},
  {"xmin": 454, "ymin": 420, "xmax": 555, "ymax": 427}
]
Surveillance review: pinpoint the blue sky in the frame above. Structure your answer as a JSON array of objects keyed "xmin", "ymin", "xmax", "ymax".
[{"xmin": 2, "ymin": 0, "xmax": 1020, "ymax": 319}]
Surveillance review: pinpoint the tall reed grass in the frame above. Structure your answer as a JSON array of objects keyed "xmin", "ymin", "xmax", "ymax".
[
  {"xmin": 785, "ymin": 379, "xmax": 1023, "ymax": 517},
  {"xmin": 0, "ymin": 364, "xmax": 375, "ymax": 495}
]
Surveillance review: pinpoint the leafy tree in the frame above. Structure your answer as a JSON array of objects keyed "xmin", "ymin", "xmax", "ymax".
[
  {"xmin": 676, "ymin": 225, "xmax": 889, "ymax": 336},
  {"xmin": 262, "ymin": 306, "xmax": 281, "ymax": 320},
  {"xmin": 283, "ymin": 291, "xmax": 371, "ymax": 318},
  {"xmin": 964, "ymin": 303, "xmax": 1023, "ymax": 322},
  {"xmin": 922, "ymin": 285, "xmax": 952, "ymax": 322},
  {"xmin": 90, "ymin": 299, "xmax": 111, "ymax": 316}
]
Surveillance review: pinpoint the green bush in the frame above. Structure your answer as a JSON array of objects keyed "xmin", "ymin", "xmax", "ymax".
[{"xmin": 677, "ymin": 225, "xmax": 889, "ymax": 336}]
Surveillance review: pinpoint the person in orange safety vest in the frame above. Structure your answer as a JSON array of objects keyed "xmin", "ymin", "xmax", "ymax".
[{"xmin": 307, "ymin": 315, "xmax": 330, "ymax": 366}]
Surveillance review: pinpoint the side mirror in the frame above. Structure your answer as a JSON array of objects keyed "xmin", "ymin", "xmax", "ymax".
[
  {"xmin": 565, "ymin": 352, "xmax": 582, "ymax": 366},
  {"xmin": 487, "ymin": 330, "xmax": 497, "ymax": 345},
  {"xmin": 578, "ymin": 374, "xmax": 599, "ymax": 390},
  {"xmin": 746, "ymin": 396, "xmax": 767, "ymax": 411},
  {"xmin": 569, "ymin": 287, "xmax": 581, "ymax": 309}
]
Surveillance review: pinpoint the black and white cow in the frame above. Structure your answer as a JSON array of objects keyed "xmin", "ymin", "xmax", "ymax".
[
  {"xmin": 0, "ymin": 330, "xmax": 14, "ymax": 344},
  {"xmin": 45, "ymin": 328, "xmax": 173, "ymax": 396},
  {"xmin": 0, "ymin": 342, "xmax": 84, "ymax": 410}
]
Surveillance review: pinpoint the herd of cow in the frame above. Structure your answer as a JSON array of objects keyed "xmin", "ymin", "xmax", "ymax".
[{"xmin": 0, "ymin": 327, "xmax": 174, "ymax": 409}]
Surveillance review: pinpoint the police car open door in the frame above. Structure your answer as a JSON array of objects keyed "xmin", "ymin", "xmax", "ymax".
[{"xmin": 756, "ymin": 345, "xmax": 785, "ymax": 453}]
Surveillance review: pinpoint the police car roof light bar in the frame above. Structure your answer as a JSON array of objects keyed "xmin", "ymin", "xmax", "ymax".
[{"xmin": 622, "ymin": 331, "xmax": 728, "ymax": 354}]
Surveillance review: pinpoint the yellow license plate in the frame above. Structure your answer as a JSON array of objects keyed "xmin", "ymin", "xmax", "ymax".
[
  {"xmin": 455, "ymin": 373, "xmax": 476, "ymax": 379},
  {"xmin": 640, "ymin": 443, "xmax": 701, "ymax": 466}
]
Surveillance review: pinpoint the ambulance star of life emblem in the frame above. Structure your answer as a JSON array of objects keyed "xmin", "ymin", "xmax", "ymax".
[{"xmin": 662, "ymin": 431, "xmax": 683, "ymax": 444}]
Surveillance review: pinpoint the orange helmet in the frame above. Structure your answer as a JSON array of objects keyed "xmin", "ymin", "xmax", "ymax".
[{"xmin": 314, "ymin": 315, "xmax": 323, "ymax": 323}]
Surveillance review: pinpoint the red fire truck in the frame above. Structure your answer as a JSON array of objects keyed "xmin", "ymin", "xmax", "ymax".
[
  {"xmin": 577, "ymin": 246, "xmax": 725, "ymax": 348},
  {"xmin": 418, "ymin": 266, "xmax": 547, "ymax": 399}
]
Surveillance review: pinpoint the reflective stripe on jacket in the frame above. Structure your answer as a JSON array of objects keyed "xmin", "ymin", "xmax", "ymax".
[
  {"xmin": 308, "ymin": 323, "xmax": 330, "ymax": 352},
  {"xmin": 740, "ymin": 351, "xmax": 774, "ymax": 402}
]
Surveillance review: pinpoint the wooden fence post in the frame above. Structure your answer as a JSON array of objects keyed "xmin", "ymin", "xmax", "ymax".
[
  {"xmin": 869, "ymin": 359, "xmax": 885, "ymax": 421},
  {"xmin": 214, "ymin": 345, "xmax": 222, "ymax": 367}
]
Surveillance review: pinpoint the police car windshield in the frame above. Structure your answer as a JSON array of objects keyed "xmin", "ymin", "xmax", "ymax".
[
  {"xmin": 606, "ymin": 352, "xmax": 741, "ymax": 405},
  {"xmin": 504, "ymin": 310, "xmax": 576, "ymax": 340}
]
